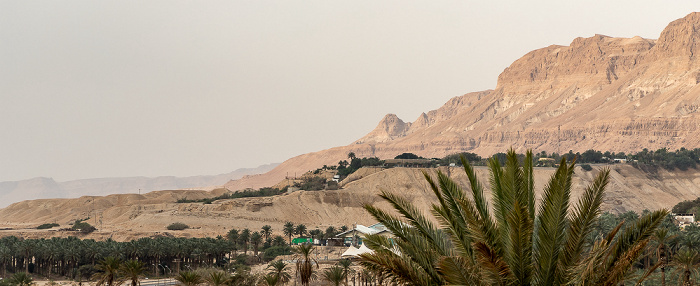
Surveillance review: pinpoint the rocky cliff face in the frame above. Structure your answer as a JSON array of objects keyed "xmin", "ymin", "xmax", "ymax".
[{"xmin": 225, "ymin": 12, "xmax": 700, "ymax": 191}]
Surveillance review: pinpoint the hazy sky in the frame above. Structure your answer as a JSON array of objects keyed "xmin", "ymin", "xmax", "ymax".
[{"xmin": 1, "ymin": 1, "xmax": 697, "ymax": 182}]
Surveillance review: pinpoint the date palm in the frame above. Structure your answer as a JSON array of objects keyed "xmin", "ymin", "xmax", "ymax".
[
  {"xmin": 294, "ymin": 244, "xmax": 318, "ymax": 286},
  {"xmin": 283, "ymin": 222, "xmax": 295, "ymax": 246},
  {"xmin": 121, "ymin": 259, "xmax": 145, "ymax": 286},
  {"xmin": 93, "ymin": 256, "xmax": 124, "ymax": 286},
  {"xmin": 267, "ymin": 260, "xmax": 292, "ymax": 285},
  {"xmin": 261, "ymin": 225, "xmax": 273, "ymax": 241},
  {"xmin": 8, "ymin": 272, "xmax": 32, "ymax": 286},
  {"xmin": 204, "ymin": 269, "xmax": 230, "ymax": 286},
  {"xmin": 652, "ymin": 228, "xmax": 677, "ymax": 286},
  {"xmin": 670, "ymin": 247, "xmax": 700, "ymax": 286},
  {"xmin": 322, "ymin": 265, "xmax": 346, "ymax": 286},
  {"xmin": 338, "ymin": 259, "xmax": 354, "ymax": 286},
  {"xmin": 360, "ymin": 149, "xmax": 668, "ymax": 286},
  {"xmin": 175, "ymin": 271, "xmax": 202, "ymax": 286}
]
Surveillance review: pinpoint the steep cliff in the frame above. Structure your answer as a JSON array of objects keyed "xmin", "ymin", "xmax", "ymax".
[{"xmin": 226, "ymin": 12, "xmax": 700, "ymax": 191}]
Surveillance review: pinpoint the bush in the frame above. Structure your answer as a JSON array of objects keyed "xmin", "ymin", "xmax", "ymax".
[
  {"xmin": 581, "ymin": 164, "xmax": 593, "ymax": 171},
  {"xmin": 37, "ymin": 223, "xmax": 59, "ymax": 229},
  {"xmin": 167, "ymin": 222, "xmax": 189, "ymax": 230},
  {"xmin": 262, "ymin": 245, "xmax": 292, "ymax": 262},
  {"xmin": 72, "ymin": 221, "xmax": 96, "ymax": 233}
]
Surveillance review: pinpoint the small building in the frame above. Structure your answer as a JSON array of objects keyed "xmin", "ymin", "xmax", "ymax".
[
  {"xmin": 673, "ymin": 213, "xmax": 696, "ymax": 229},
  {"xmin": 613, "ymin": 158, "xmax": 627, "ymax": 164}
]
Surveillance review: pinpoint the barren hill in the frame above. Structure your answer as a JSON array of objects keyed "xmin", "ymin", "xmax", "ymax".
[
  {"xmin": 1, "ymin": 164, "xmax": 699, "ymax": 241},
  {"xmin": 226, "ymin": 12, "xmax": 700, "ymax": 191}
]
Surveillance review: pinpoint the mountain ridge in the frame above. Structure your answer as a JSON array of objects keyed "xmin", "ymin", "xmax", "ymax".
[
  {"xmin": 0, "ymin": 163, "xmax": 278, "ymax": 208},
  {"xmin": 225, "ymin": 12, "xmax": 700, "ymax": 191}
]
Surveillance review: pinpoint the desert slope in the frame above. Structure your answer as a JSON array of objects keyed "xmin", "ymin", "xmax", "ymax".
[
  {"xmin": 226, "ymin": 12, "xmax": 700, "ymax": 190},
  {"xmin": 1, "ymin": 165, "xmax": 699, "ymax": 241}
]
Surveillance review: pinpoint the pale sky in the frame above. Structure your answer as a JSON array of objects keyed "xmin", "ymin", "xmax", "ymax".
[{"xmin": 1, "ymin": 1, "xmax": 697, "ymax": 182}]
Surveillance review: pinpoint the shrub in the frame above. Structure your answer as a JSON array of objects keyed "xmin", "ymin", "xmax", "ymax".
[
  {"xmin": 167, "ymin": 222, "xmax": 189, "ymax": 230},
  {"xmin": 37, "ymin": 223, "xmax": 59, "ymax": 229},
  {"xmin": 581, "ymin": 164, "xmax": 593, "ymax": 171},
  {"xmin": 72, "ymin": 221, "xmax": 96, "ymax": 233},
  {"xmin": 262, "ymin": 245, "xmax": 292, "ymax": 262}
]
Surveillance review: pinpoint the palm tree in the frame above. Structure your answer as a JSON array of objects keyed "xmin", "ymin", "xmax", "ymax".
[
  {"xmin": 348, "ymin": 152, "xmax": 356, "ymax": 160},
  {"xmin": 309, "ymin": 229, "xmax": 322, "ymax": 243},
  {"xmin": 239, "ymin": 229, "xmax": 251, "ymax": 255},
  {"xmin": 227, "ymin": 229, "xmax": 239, "ymax": 254},
  {"xmin": 93, "ymin": 256, "xmax": 124, "ymax": 286},
  {"xmin": 121, "ymin": 259, "xmax": 145, "ymax": 286},
  {"xmin": 204, "ymin": 269, "xmax": 230, "ymax": 286},
  {"xmin": 294, "ymin": 244, "xmax": 318, "ymax": 286},
  {"xmin": 322, "ymin": 265, "xmax": 346, "ymax": 286},
  {"xmin": 671, "ymin": 247, "xmax": 700, "ymax": 286},
  {"xmin": 338, "ymin": 259, "xmax": 354, "ymax": 286},
  {"xmin": 9, "ymin": 272, "xmax": 32, "ymax": 286},
  {"xmin": 261, "ymin": 225, "xmax": 273, "ymax": 241},
  {"xmin": 359, "ymin": 150, "xmax": 668, "ymax": 286},
  {"xmin": 325, "ymin": 226, "xmax": 337, "ymax": 245},
  {"xmin": 266, "ymin": 260, "xmax": 292, "ymax": 285},
  {"xmin": 295, "ymin": 224, "xmax": 308, "ymax": 239},
  {"xmin": 251, "ymin": 232, "xmax": 263, "ymax": 257},
  {"xmin": 175, "ymin": 271, "xmax": 202, "ymax": 286},
  {"xmin": 283, "ymin": 222, "xmax": 295, "ymax": 246},
  {"xmin": 652, "ymin": 228, "xmax": 677, "ymax": 286},
  {"xmin": 262, "ymin": 273, "xmax": 280, "ymax": 286}
]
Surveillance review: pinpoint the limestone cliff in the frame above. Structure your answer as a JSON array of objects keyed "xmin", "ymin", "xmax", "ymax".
[{"xmin": 225, "ymin": 12, "xmax": 700, "ymax": 191}]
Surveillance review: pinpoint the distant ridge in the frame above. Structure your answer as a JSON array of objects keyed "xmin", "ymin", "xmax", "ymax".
[{"xmin": 0, "ymin": 163, "xmax": 277, "ymax": 207}]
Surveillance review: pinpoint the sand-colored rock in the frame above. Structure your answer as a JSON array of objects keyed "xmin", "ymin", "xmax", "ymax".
[{"xmin": 225, "ymin": 12, "xmax": 700, "ymax": 191}]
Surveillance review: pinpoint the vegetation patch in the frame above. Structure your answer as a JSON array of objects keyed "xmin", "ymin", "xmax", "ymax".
[
  {"xmin": 177, "ymin": 187, "xmax": 286, "ymax": 204},
  {"xmin": 36, "ymin": 223, "xmax": 59, "ymax": 229},
  {"xmin": 167, "ymin": 222, "xmax": 189, "ymax": 230}
]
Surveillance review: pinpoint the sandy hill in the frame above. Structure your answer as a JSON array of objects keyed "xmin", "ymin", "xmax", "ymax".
[
  {"xmin": 0, "ymin": 164, "xmax": 698, "ymax": 241},
  {"xmin": 226, "ymin": 12, "xmax": 700, "ymax": 191}
]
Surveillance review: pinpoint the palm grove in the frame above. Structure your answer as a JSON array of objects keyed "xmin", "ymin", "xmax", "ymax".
[{"xmin": 3, "ymin": 149, "xmax": 700, "ymax": 285}]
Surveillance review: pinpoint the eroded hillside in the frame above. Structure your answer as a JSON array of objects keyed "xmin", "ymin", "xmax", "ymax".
[{"xmin": 0, "ymin": 165, "xmax": 698, "ymax": 241}]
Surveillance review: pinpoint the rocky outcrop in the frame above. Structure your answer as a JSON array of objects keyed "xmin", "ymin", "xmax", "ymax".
[{"xmin": 224, "ymin": 12, "xmax": 700, "ymax": 191}]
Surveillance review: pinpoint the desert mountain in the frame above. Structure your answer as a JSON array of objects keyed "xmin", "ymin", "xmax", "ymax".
[
  {"xmin": 226, "ymin": 12, "xmax": 700, "ymax": 191},
  {"xmin": 0, "ymin": 164, "xmax": 277, "ymax": 208}
]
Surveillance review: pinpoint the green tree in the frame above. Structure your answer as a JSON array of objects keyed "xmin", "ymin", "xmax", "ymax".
[
  {"xmin": 266, "ymin": 260, "xmax": 292, "ymax": 285},
  {"xmin": 338, "ymin": 259, "xmax": 354, "ymax": 286},
  {"xmin": 652, "ymin": 228, "xmax": 677, "ymax": 286},
  {"xmin": 239, "ymin": 229, "xmax": 251, "ymax": 255},
  {"xmin": 309, "ymin": 229, "xmax": 322, "ymax": 242},
  {"xmin": 294, "ymin": 244, "xmax": 317, "ymax": 286},
  {"xmin": 261, "ymin": 274, "xmax": 279, "ymax": 286},
  {"xmin": 261, "ymin": 225, "xmax": 273, "ymax": 241},
  {"xmin": 174, "ymin": 271, "xmax": 202, "ymax": 286},
  {"xmin": 8, "ymin": 272, "xmax": 32, "ymax": 286},
  {"xmin": 283, "ymin": 222, "xmax": 295, "ymax": 246},
  {"xmin": 348, "ymin": 152, "xmax": 356, "ymax": 160},
  {"xmin": 322, "ymin": 265, "xmax": 346, "ymax": 286},
  {"xmin": 670, "ymin": 248, "xmax": 700, "ymax": 286},
  {"xmin": 120, "ymin": 259, "xmax": 145, "ymax": 286},
  {"xmin": 359, "ymin": 149, "xmax": 668, "ymax": 286},
  {"xmin": 204, "ymin": 269, "xmax": 230, "ymax": 286},
  {"xmin": 324, "ymin": 226, "xmax": 337, "ymax": 241},
  {"xmin": 251, "ymin": 232, "xmax": 263, "ymax": 257},
  {"xmin": 295, "ymin": 224, "xmax": 307, "ymax": 238},
  {"xmin": 92, "ymin": 257, "xmax": 123, "ymax": 286}
]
